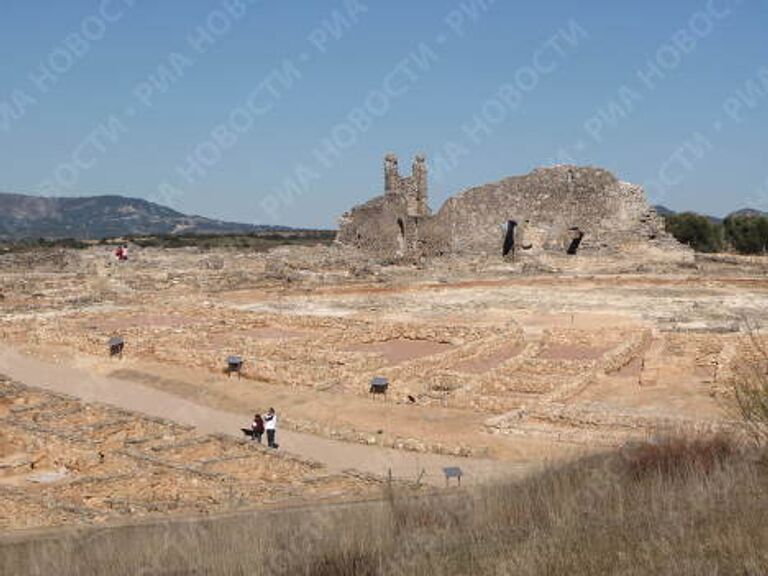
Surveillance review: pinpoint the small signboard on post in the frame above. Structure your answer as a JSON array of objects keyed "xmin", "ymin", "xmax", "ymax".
[
  {"xmin": 108, "ymin": 336, "xmax": 124, "ymax": 358},
  {"xmin": 227, "ymin": 356, "xmax": 243, "ymax": 378},
  {"xmin": 369, "ymin": 376, "xmax": 389, "ymax": 399},
  {"xmin": 443, "ymin": 466, "xmax": 463, "ymax": 487}
]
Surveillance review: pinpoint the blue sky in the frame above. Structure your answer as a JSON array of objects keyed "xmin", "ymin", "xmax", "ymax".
[{"xmin": 0, "ymin": 0, "xmax": 766, "ymax": 228}]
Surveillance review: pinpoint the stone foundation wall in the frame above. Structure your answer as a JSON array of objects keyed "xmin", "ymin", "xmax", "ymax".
[{"xmin": 0, "ymin": 378, "xmax": 379, "ymax": 532}]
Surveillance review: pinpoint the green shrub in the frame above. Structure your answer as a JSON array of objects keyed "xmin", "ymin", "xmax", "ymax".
[
  {"xmin": 724, "ymin": 215, "xmax": 768, "ymax": 254},
  {"xmin": 664, "ymin": 212, "xmax": 723, "ymax": 252}
]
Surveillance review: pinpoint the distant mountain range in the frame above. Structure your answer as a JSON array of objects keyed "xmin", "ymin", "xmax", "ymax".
[
  {"xmin": 653, "ymin": 205, "xmax": 768, "ymax": 224},
  {"xmin": 0, "ymin": 193, "xmax": 286, "ymax": 240}
]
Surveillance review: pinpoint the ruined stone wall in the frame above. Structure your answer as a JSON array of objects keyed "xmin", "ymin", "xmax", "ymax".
[
  {"xmin": 338, "ymin": 154, "xmax": 430, "ymax": 259},
  {"xmin": 427, "ymin": 166, "xmax": 674, "ymax": 257},
  {"xmin": 336, "ymin": 194, "xmax": 411, "ymax": 258},
  {"xmin": 338, "ymin": 157, "xmax": 685, "ymax": 260}
]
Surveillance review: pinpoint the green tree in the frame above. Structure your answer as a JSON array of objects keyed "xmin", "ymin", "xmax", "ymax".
[
  {"xmin": 664, "ymin": 212, "xmax": 723, "ymax": 253},
  {"xmin": 724, "ymin": 215, "xmax": 768, "ymax": 254}
]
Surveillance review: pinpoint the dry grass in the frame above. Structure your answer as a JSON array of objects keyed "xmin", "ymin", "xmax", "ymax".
[
  {"xmin": 3, "ymin": 435, "xmax": 767, "ymax": 575},
  {"xmin": 621, "ymin": 435, "xmax": 735, "ymax": 480},
  {"xmin": 733, "ymin": 324, "xmax": 768, "ymax": 445}
]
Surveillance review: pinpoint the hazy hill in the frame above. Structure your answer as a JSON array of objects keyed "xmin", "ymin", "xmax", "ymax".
[
  {"xmin": 0, "ymin": 193, "xmax": 284, "ymax": 240},
  {"xmin": 726, "ymin": 208, "xmax": 768, "ymax": 219},
  {"xmin": 653, "ymin": 205, "xmax": 768, "ymax": 225},
  {"xmin": 653, "ymin": 205, "xmax": 677, "ymax": 218}
]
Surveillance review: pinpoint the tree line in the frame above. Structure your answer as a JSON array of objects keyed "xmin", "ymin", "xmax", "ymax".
[{"xmin": 663, "ymin": 212, "xmax": 768, "ymax": 254}]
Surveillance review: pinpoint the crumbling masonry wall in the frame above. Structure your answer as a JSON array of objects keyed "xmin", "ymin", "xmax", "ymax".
[
  {"xmin": 338, "ymin": 156, "xmax": 685, "ymax": 260},
  {"xmin": 337, "ymin": 154, "xmax": 431, "ymax": 259}
]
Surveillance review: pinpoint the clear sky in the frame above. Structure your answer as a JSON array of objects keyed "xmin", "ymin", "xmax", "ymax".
[{"xmin": 1, "ymin": 0, "xmax": 766, "ymax": 228}]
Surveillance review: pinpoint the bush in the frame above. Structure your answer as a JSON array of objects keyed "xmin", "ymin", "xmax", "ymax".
[
  {"xmin": 724, "ymin": 215, "xmax": 768, "ymax": 254},
  {"xmin": 664, "ymin": 212, "xmax": 723, "ymax": 252},
  {"xmin": 732, "ymin": 325, "xmax": 768, "ymax": 445},
  {"xmin": 621, "ymin": 435, "xmax": 735, "ymax": 480},
  {"xmin": 0, "ymin": 237, "xmax": 88, "ymax": 253},
  {"xmin": 125, "ymin": 231, "xmax": 336, "ymax": 250}
]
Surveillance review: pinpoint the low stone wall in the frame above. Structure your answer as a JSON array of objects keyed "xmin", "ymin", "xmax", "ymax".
[
  {"xmin": 0, "ymin": 378, "xmax": 380, "ymax": 533},
  {"xmin": 487, "ymin": 400, "xmax": 743, "ymax": 447},
  {"xmin": 284, "ymin": 415, "xmax": 481, "ymax": 458}
]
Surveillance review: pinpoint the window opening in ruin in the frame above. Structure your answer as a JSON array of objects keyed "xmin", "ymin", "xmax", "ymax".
[
  {"xmin": 520, "ymin": 220, "xmax": 532, "ymax": 250},
  {"xmin": 397, "ymin": 218, "xmax": 406, "ymax": 254},
  {"xmin": 503, "ymin": 220, "xmax": 517, "ymax": 257},
  {"xmin": 567, "ymin": 227, "xmax": 584, "ymax": 255}
]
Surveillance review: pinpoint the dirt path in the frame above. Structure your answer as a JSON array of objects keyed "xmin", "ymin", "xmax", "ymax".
[
  {"xmin": 0, "ymin": 343, "xmax": 528, "ymax": 487},
  {"xmin": 78, "ymin": 353, "xmax": 568, "ymax": 463}
]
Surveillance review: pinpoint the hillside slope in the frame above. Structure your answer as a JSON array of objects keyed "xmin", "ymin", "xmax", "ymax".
[{"xmin": 0, "ymin": 193, "xmax": 280, "ymax": 239}]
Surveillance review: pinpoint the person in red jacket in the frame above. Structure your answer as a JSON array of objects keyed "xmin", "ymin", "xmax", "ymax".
[{"xmin": 251, "ymin": 412, "xmax": 265, "ymax": 444}]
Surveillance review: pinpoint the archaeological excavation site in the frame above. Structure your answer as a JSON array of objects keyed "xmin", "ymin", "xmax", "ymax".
[
  {"xmin": 1, "ymin": 158, "xmax": 767, "ymax": 573},
  {"xmin": 4, "ymin": 3, "xmax": 767, "ymax": 571},
  {"xmin": 0, "ymin": 377, "xmax": 378, "ymax": 533}
]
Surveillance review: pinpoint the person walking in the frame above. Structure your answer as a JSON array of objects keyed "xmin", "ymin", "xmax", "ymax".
[
  {"xmin": 264, "ymin": 407, "xmax": 278, "ymax": 448},
  {"xmin": 251, "ymin": 412, "xmax": 265, "ymax": 444}
]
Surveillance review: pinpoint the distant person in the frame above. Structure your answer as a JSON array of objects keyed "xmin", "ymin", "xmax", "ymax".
[
  {"xmin": 264, "ymin": 407, "xmax": 278, "ymax": 448},
  {"xmin": 251, "ymin": 412, "xmax": 265, "ymax": 444},
  {"xmin": 114, "ymin": 244, "xmax": 129, "ymax": 261}
]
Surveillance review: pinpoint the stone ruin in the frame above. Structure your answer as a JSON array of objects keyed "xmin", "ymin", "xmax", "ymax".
[
  {"xmin": 337, "ymin": 154, "xmax": 431, "ymax": 258},
  {"xmin": 337, "ymin": 154, "xmax": 686, "ymax": 261}
]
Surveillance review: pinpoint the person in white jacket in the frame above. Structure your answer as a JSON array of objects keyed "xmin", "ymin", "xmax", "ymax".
[{"xmin": 264, "ymin": 407, "xmax": 278, "ymax": 448}]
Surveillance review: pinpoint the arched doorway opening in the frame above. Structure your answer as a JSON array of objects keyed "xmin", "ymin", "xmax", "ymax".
[
  {"xmin": 503, "ymin": 220, "xmax": 517, "ymax": 257},
  {"xmin": 567, "ymin": 227, "xmax": 584, "ymax": 255}
]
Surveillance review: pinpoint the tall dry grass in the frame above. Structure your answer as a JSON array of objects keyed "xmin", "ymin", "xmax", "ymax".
[
  {"xmin": 732, "ymin": 323, "xmax": 768, "ymax": 445},
  {"xmin": 3, "ymin": 435, "xmax": 767, "ymax": 575}
]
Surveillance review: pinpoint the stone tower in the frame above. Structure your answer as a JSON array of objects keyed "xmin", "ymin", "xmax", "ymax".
[
  {"xmin": 412, "ymin": 154, "xmax": 428, "ymax": 216},
  {"xmin": 383, "ymin": 153, "xmax": 429, "ymax": 217},
  {"xmin": 384, "ymin": 153, "xmax": 400, "ymax": 195}
]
